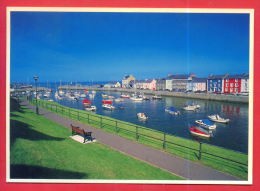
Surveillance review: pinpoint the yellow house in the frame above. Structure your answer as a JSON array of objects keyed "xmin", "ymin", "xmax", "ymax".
[{"xmin": 122, "ymin": 75, "xmax": 135, "ymax": 88}]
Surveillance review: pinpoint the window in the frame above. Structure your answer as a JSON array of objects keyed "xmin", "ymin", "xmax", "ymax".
[
  {"xmin": 226, "ymin": 79, "xmax": 229, "ymax": 82},
  {"xmin": 235, "ymin": 88, "xmax": 238, "ymax": 92},
  {"xmin": 230, "ymin": 83, "xmax": 234, "ymax": 87},
  {"xmin": 235, "ymin": 79, "xmax": 238, "ymax": 82},
  {"xmin": 225, "ymin": 88, "xmax": 228, "ymax": 91},
  {"xmin": 218, "ymin": 80, "xmax": 220, "ymax": 82},
  {"xmin": 235, "ymin": 83, "xmax": 238, "ymax": 87},
  {"xmin": 230, "ymin": 88, "xmax": 233, "ymax": 92},
  {"xmin": 226, "ymin": 83, "xmax": 229, "ymax": 87}
]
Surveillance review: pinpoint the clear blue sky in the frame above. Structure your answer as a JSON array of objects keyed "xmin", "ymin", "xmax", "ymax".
[{"xmin": 11, "ymin": 12, "xmax": 249, "ymax": 82}]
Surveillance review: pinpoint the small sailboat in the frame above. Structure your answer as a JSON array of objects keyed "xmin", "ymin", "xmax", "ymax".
[
  {"xmin": 130, "ymin": 96, "xmax": 143, "ymax": 101},
  {"xmin": 195, "ymin": 119, "xmax": 216, "ymax": 130},
  {"xmin": 208, "ymin": 114, "xmax": 230, "ymax": 123}
]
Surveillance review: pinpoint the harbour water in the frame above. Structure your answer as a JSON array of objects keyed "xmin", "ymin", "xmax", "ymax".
[{"xmin": 39, "ymin": 85, "xmax": 248, "ymax": 154}]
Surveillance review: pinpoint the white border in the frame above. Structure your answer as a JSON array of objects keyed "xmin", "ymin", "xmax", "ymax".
[{"xmin": 6, "ymin": 7, "xmax": 254, "ymax": 185}]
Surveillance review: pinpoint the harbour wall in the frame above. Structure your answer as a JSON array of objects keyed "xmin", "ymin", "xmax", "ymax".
[{"xmin": 59, "ymin": 85, "xmax": 249, "ymax": 104}]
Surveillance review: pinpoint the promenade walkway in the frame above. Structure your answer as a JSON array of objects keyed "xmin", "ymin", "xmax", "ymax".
[{"xmin": 21, "ymin": 100, "xmax": 241, "ymax": 181}]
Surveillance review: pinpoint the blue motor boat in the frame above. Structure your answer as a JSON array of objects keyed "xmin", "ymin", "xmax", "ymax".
[
  {"xmin": 165, "ymin": 106, "xmax": 180, "ymax": 115},
  {"xmin": 195, "ymin": 119, "xmax": 216, "ymax": 130}
]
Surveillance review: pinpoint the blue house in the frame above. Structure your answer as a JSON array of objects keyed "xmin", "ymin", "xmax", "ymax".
[{"xmin": 207, "ymin": 74, "xmax": 228, "ymax": 93}]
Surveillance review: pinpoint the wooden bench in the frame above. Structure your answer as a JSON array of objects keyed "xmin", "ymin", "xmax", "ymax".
[{"xmin": 71, "ymin": 124, "xmax": 93, "ymax": 143}]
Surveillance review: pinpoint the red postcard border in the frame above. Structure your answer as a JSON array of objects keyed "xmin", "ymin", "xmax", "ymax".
[{"xmin": 0, "ymin": 0, "xmax": 259, "ymax": 191}]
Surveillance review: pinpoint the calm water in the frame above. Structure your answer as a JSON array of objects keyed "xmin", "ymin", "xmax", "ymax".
[{"xmin": 44, "ymin": 88, "xmax": 248, "ymax": 153}]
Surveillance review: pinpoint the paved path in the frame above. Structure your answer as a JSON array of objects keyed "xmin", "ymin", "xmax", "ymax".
[{"xmin": 22, "ymin": 100, "xmax": 241, "ymax": 181}]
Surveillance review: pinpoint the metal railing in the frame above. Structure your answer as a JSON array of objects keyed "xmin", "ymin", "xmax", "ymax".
[{"xmin": 29, "ymin": 98, "xmax": 248, "ymax": 167}]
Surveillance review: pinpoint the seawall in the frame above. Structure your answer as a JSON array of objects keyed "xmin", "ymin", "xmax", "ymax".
[{"xmin": 59, "ymin": 85, "xmax": 249, "ymax": 104}]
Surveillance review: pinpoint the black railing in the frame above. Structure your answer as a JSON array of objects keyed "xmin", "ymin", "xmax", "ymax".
[{"xmin": 29, "ymin": 98, "xmax": 248, "ymax": 167}]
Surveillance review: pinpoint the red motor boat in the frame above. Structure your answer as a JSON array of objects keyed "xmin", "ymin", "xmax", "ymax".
[
  {"xmin": 189, "ymin": 126, "xmax": 210, "ymax": 138},
  {"xmin": 102, "ymin": 100, "xmax": 113, "ymax": 104}
]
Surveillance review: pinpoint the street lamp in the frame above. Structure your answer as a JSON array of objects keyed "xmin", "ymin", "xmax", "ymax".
[{"xmin": 33, "ymin": 75, "xmax": 39, "ymax": 114}]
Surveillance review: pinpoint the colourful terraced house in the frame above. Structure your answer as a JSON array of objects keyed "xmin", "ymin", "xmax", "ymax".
[
  {"xmin": 223, "ymin": 73, "xmax": 249, "ymax": 94},
  {"xmin": 207, "ymin": 74, "xmax": 228, "ymax": 93}
]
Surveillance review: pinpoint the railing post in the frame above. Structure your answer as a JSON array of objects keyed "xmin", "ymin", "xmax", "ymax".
[
  {"xmin": 136, "ymin": 126, "xmax": 139, "ymax": 141},
  {"xmin": 115, "ymin": 121, "xmax": 118, "ymax": 133},
  {"xmin": 163, "ymin": 132, "xmax": 166, "ymax": 149},
  {"xmin": 198, "ymin": 142, "xmax": 202, "ymax": 160},
  {"xmin": 100, "ymin": 117, "xmax": 103, "ymax": 128}
]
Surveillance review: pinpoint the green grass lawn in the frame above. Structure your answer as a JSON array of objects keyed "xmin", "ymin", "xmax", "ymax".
[
  {"xmin": 31, "ymin": 99, "xmax": 248, "ymax": 179},
  {"xmin": 10, "ymin": 99, "xmax": 183, "ymax": 180}
]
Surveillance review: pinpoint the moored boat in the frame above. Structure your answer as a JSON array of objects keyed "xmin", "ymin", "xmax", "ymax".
[
  {"xmin": 114, "ymin": 98, "xmax": 124, "ymax": 102},
  {"xmin": 189, "ymin": 126, "xmax": 211, "ymax": 138},
  {"xmin": 85, "ymin": 105, "xmax": 97, "ymax": 111},
  {"xmin": 130, "ymin": 96, "xmax": 143, "ymax": 101},
  {"xmin": 208, "ymin": 114, "xmax": 230, "ymax": 123},
  {"xmin": 165, "ymin": 107, "xmax": 180, "ymax": 115},
  {"xmin": 82, "ymin": 99, "xmax": 92, "ymax": 106},
  {"xmin": 137, "ymin": 113, "xmax": 148, "ymax": 120},
  {"xmin": 152, "ymin": 95, "xmax": 162, "ymax": 99},
  {"xmin": 102, "ymin": 100, "xmax": 113, "ymax": 104},
  {"xmin": 102, "ymin": 104, "xmax": 115, "ymax": 110},
  {"xmin": 195, "ymin": 119, "xmax": 216, "ymax": 130},
  {"xmin": 121, "ymin": 94, "xmax": 130, "ymax": 98},
  {"xmin": 183, "ymin": 104, "xmax": 200, "ymax": 111}
]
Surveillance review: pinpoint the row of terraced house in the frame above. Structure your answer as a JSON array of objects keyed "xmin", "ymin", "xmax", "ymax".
[{"xmin": 120, "ymin": 73, "xmax": 249, "ymax": 94}]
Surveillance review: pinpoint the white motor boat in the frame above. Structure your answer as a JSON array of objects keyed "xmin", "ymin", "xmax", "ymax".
[
  {"xmin": 152, "ymin": 95, "xmax": 162, "ymax": 99},
  {"xmin": 183, "ymin": 104, "xmax": 200, "ymax": 111},
  {"xmin": 85, "ymin": 105, "xmax": 97, "ymax": 111},
  {"xmin": 137, "ymin": 113, "xmax": 148, "ymax": 120},
  {"xmin": 102, "ymin": 104, "xmax": 115, "ymax": 110},
  {"xmin": 121, "ymin": 94, "xmax": 130, "ymax": 98},
  {"xmin": 208, "ymin": 114, "xmax": 230, "ymax": 123},
  {"xmin": 130, "ymin": 96, "xmax": 143, "ymax": 101},
  {"xmin": 114, "ymin": 98, "xmax": 124, "ymax": 102}
]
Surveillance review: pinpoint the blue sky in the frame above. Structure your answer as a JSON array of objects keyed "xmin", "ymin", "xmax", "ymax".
[{"xmin": 11, "ymin": 12, "xmax": 249, "ymax": 82}]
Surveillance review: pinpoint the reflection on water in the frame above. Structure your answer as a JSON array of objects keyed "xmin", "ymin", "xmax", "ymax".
[{"xmin": 50, "ymin": 91, "xmax": 248, "ymax": 153}]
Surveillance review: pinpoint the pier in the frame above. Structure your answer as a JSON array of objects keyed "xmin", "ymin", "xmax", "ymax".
[{"xmin": 58, "ymin": 85, "xmax": 249, "ymax": 104}]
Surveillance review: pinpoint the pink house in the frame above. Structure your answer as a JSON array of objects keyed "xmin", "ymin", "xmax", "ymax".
[
  {"xmin": 135, "ymin": 79, "xmax": 156, "ymax": 90},
  {"xmin": 147, "ymin": 79, "xmax": 156, "ymax": 90}
]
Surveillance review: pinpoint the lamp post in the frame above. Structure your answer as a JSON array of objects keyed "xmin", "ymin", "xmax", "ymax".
[{"xmin": 33, "ymin": 75, "xmax": 39, "ymax": 114}]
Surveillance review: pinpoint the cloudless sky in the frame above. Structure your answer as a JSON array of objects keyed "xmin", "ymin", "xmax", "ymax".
[{"xmin": 11, "ymin": 12, "xmax": 249, "ymax": 82}]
